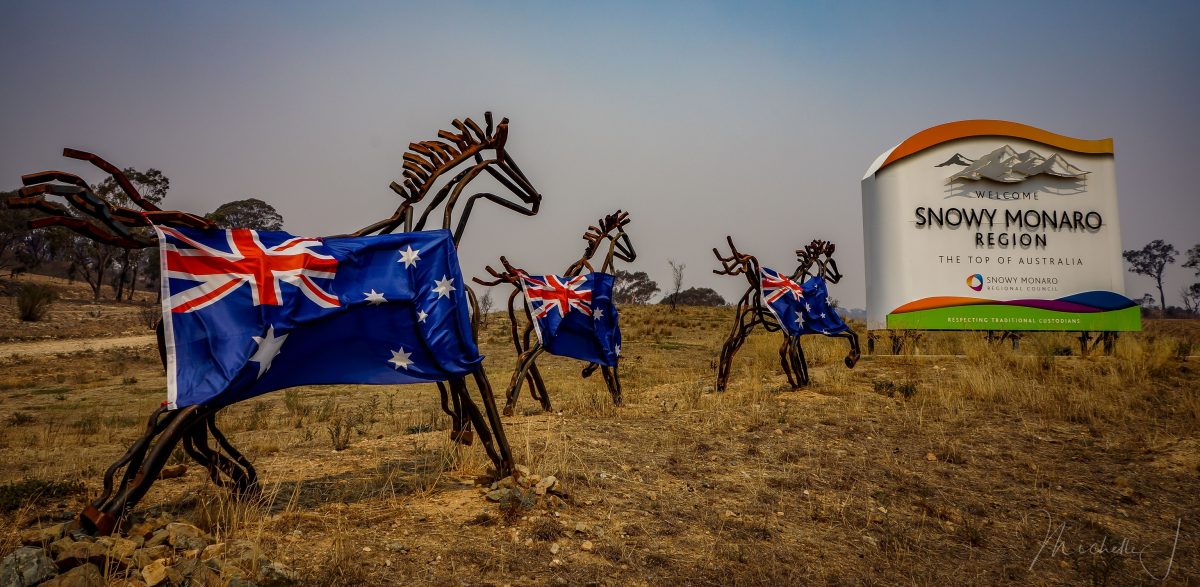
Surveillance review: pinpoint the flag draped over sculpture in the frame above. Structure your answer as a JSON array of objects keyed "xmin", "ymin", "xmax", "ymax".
[
  {"xmin": 158, "ymin": 226, "xmax": 482, "ymax": 409},
  {"xmin": 520, "ymin": 271, "xmax": 621, "ymax": 367},
  {"xmin": 760, "ymin": 267, "xmax": 850, "ymax": 337}
]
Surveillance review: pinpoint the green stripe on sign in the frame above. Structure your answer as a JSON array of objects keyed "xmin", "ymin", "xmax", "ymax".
[{"xmin": 886, "ymin": 304, "xmax": 1141, "ymax": 331}]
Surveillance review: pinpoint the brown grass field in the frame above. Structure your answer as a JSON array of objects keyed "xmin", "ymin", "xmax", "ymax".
[{"xmin": 0, "ymin": 274, "xmax": 1197, "ymax": 585}]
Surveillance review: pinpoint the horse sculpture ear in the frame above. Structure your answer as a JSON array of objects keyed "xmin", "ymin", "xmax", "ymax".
[
  {"xmin": 494, "ymin": 118, "xmax": 510, "ymax": 149},
  {"xmin": 825, "ymin": 242, "xmax": 836, "ymax": 256}
]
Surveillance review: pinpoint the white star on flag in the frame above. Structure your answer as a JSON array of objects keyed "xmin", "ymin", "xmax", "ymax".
[
  {"xmin": 417, "ymin": 310, "xmax": 428, "ymax": 323},
  {"xmin": 819, "ymin": 312, "xmax": 826, "ymax": 319},
  {"xmin": 795, "ymin": 312, "xmax": 805, "ymax": 328},
  {"xmin": 249, "ymin": 325, "xmax": 288, "ymax": 378},
  {"xmin": 388, "ymin": 347, "xmax": 413, "ymax": 369},
  {"xmin": 615, "ymin": 344, "xmax": 622, "ymax": 356},
  {"xmin": 398, "ymin": 246, "xmax": 421, "ymax": 268},
  {"xmin": 364, "ymin": 289, "xmax": 387, "ymax": 305},
  {"xmin": 805, "ymin": 303, "xmax": 812, "ymax": 311},
  {"xmin": 594, "ymin": 307, "xmax": 604, "ymax": 320},
  {"xmin": 433, "ymin": 276, "xmax": 456, "ymax": 299}
]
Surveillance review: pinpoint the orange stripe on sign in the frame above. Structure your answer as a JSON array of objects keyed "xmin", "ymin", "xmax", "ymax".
[
  {"xmin": 890, "ymin": 296, "xmax": 993, "ymax": 314},
  {"xmin": 878, "ymin": 120, "xmax": 1113, "ymax": 172}
]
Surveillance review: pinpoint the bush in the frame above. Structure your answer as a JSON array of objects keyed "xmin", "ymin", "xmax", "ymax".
[
  {"xmin": 17, "ymin": 283, "xmax": 56, "ymax": 321},
  {"xmin": 0, "ymin": 478, "xmax": 86, "ymax": 512}
]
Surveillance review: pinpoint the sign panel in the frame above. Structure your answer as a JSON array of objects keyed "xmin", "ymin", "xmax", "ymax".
[{"xmin": 861, "ymin": 120, "xmax": 1140, "ymax": 331}]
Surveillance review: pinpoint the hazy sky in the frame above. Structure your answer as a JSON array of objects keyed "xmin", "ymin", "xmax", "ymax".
[{"xmin": 2, "ymin": 1, "xmax": 1198, "ymax": 309}]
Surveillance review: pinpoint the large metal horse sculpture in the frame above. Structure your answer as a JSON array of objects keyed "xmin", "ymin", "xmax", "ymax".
[
  {"xmin": 8, "ymin": 113, "xmax": 541, "ymax": 535},
  {"xmin": 712, "ymin": 237, "xmax": 860, "ymax": 391},
  {"xmin": 475, "ymin": 211, "xmax": 635, "ymax": 415}
]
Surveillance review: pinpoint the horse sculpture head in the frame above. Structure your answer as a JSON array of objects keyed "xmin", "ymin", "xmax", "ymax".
[
  {"xmin": 795, "ymin": 239, "xmax": 842, "ymax": 283},
  {"xmin": 352, "ymin": 112, "xmax": 541, "ymax": 245},
  {"xmin": 712, "ymin": 235, "xmax": 760, "ymax": 286},
  {"xmin": 571, "ymin": 210, "xmax": 635, "ymax": 275}
]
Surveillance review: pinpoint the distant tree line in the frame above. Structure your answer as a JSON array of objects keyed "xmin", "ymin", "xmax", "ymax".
[
  {"xmin": 1124, "ymin": 239, "xmax": 1200, "ymax": 317},
  {"xmin": 0, "ymin": 169, "xmax": 284, "ymax": 301}
]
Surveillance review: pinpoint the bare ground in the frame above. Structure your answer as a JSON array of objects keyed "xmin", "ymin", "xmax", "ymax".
[{"xmin": 0, "ymin": 276, "xmax": 1197, "ymax": 585}]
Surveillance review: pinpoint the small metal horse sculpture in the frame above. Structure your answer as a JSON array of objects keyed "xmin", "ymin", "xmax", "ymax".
[
  {"xmin": 9, "ymin": 113, "xmax": 541, "ymax": 535},
  {"xmin": 712, "ymin": 237, "xmax": 860, "ymax": 391},
  {"xmin": 475, "ymin": 211, "xmax": 635, "ymax": 415}
]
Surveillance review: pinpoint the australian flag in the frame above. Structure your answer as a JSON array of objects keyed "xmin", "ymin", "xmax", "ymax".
[
  {"xmin": 760, "ymin": 267, "xmax": 849, "ymax": 337},
  {"xmin": 155, "ymin": 226, "xmax": 481, "ymax": 409},
  {"xmin": 520, "ymin": 272, "xmax": 620, "ymax": 366}
]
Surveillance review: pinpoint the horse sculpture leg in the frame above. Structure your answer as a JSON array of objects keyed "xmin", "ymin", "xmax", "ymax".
[
  {"xmin": 182, "ymin": 412, "xmax": 259, "ymax": 495},
  {"xmin": 451, "ymin": 372, "xmax": 514, "ymax": 478},
  {"xmin": 526, "ymin": 362, "xmax": 552, "ymax": 412},
  {"xmin": 832, "ymin": 331, "xmax": 861, "ymax": 368},
  {"xmin": 788, "ymin": 337, "xmax": 810, "ymax": 386},
  {"xmin": 504, "ymin": 344, "xmax": 546, "ymax": 415},
  {"xmin": 438, "ymin": 382, "xmax": 474, "ymax": 445},
  {"xmin": 81, "ymin": 405, "xmax": 214, "ymax": 536},
  {"xmin": 716, "ymin": 304, "xmax": 754, "ymax": 392},
  {"xmin": 600, "ymin": 363, "xmax": 623, "ymax": 406},
  {"xmin": 778, "ymin": 338, "xmax": 798, "ymax": 389}
]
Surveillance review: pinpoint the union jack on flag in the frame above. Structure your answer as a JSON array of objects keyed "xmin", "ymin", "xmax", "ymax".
[
  {"xmin": 160, "ymin": 227, "xmax": 340, "ymax": 313},
  {"xmin": 519, "ymin": 271, "xmax": 621, "ymax": 366},
  {"xmin": 521, "ymin": 273, "xmax": 593, "ymax": 318},
  {"xmin": 156, "ymin": 226, "xmax": 481, "ymax": 409}
]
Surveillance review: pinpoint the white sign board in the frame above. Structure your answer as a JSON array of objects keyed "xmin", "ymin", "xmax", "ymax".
[{"xmin": 861, "ymin": 120, "xmax": 1139, "ymax": 331}]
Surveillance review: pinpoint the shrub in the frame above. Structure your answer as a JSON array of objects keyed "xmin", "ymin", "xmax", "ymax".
[
  {"xmin": 0, "ymin": 478, "xmax": 86, "ymax": 512},
  {"xmin": 17, "ymin": 283, "xmax": 57, "ymax": 322}
]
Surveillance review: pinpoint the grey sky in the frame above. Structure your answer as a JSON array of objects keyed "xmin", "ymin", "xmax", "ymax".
[{"xmin": 2, "ymin": 1, "xmax": 1197, "ymax": 308}]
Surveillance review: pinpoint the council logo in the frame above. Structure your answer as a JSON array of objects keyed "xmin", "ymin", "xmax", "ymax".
[{"xmin": 966, "ymin": 273, "xmax": 984, "ymax": 291}]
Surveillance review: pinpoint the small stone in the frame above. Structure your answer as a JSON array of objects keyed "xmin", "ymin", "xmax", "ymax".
[
  {"xmin": 486, "ymin": 488, "xmax": 511, "ymax": 502},
  {"xmin": 723, "ymin": 510, "xmax": 736, "ymax": 518},
  {"xmin": 362, "ymin": 546, "xmax": 372, "ymax": 552},
  {"xmin": 385, "ymin": 543, "xmax": 406, "ymax": 553},
  {"xmin": 534, "ymin": 476, "xmax": 558, "ymax": 496},
  {"xmin": 925, "ymin": 452, "xmax": 938, "ymax": 462},
  {"xmin": 106, "ymin": 537, "xmax": 139, "ymax": 562},
  {"xmin": 144, "ymin": 530, "xmax": 170, "ymax": 548},
  {"xmin": 19, "ymin": 523, "xmax": 68, "ymax": 546},
  {"xmin": 55, "ymin": 541, "xmax": 107, "ymax": 571},
  {"xmin": 258, "ymin": 561, "xmax": 297, "ymax": 584},
  {"xmin": 200, "ymin": 542, "xmax": 225, "ymax": 561},
  {"xmin": 0, "ymin": 546, "xmax": 58, "ymax": 587},
  {"xmin": 166, "ymin": 522, "xmax": 209, "ymax": 551},
  {"xmin": 141, "ymin": 559, "xmax": 170, "ymax": 587},
  {"xmin": 40, "ymin": 562, "xmax": 102, "ymax": 587},
  {"xmin": 548, "ymin": 543, "xmax": 560, "ymax": 555},
  {"xmin": 514, "ymin": 464, "xmax": 531, "ymax": 479},
  {"xmin": 48, "ymin": 537, "xmax": 76, "ymax": 558},
  {"xmin": 131, "ymin": 545, "xmax": 172, "ymax": 569},
  {"xmin": 580, "ymin": 541, "xmax": 594, "ymax": 552},
  {"xmin": 574, "ymin": 522, "xmax": 588, "ymax": 534}
]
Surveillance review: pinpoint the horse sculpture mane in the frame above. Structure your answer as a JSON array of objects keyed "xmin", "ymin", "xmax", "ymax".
[{"xmin": 353, "ymin": 113, "xmax": 540, "ymax": 243}]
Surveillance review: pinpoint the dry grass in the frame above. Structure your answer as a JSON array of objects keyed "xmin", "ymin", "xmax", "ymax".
[{"xmin": 0, "ymin": 281, "xmax": 1197, "ymax": 585}]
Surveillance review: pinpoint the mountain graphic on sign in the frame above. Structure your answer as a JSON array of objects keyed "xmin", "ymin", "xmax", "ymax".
[
  {"xmin": 935, "ymin": 153, "xmax": 974, "ymax": 167},
  {"xmin": 947, "ymin": 145, "xmax": 1088, "ymax": 183}
]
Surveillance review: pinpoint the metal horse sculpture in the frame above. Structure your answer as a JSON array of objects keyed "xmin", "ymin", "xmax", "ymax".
[
  {"xmin": 9, "ymin": 113, "xmax": 540, "ymax": 535},
  {"xmin": 712, "ymin": 237, "xmax": 860, "ymax": 391},
  {"xmin": 475, "ymin": 211, "xmax": 635, "ymax": 415}
]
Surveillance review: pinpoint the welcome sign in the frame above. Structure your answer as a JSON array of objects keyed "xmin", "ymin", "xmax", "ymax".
[{"xmin": 861, "ymin": 120, "xmax": 1140, "ymax": 332}]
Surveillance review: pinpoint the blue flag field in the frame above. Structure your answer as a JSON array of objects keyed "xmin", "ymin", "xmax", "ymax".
[{"xmin": 156, "ymin": 226, "xmax": 482, "ymax": 409}]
